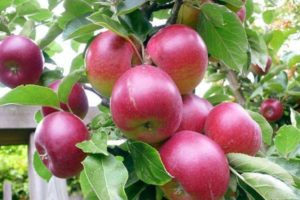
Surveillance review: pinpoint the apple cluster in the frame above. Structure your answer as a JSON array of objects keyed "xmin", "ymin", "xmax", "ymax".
[
  {"xmin": 84, "ymin": 24, "xmax": 263, "ymax": 199},
  {"xmin": 0, "ymin": 36, "xmax": 91, "ymax": 178}
]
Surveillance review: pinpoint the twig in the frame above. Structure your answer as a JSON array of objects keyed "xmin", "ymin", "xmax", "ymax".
[
  {"xmin": 83, "ymin": 84, "xmax": 110, "ymax": 107},
  {"xmin": 167, "ymin": 0, "xmax": 183, "ymax": 24},
  {"xmin": 143, "ymin": 2, "xmax": 175, "ymax": 19},
  {"xmin": 226, "ymin": 69, "xmax": 246, "ymax": 106}
]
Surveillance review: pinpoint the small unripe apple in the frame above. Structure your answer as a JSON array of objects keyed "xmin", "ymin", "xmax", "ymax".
[
  {"xmin": 34, "ymin": 112, "xmax": 89, "ymax": 178},
  {"xmin": 41, "ymin": 80, "xmax": 88, "ymax": 119},
  {"xmin": 237, "ymin": 5, "xmax": 246, "ymax": 22},
  {"xmin": 177, "ymin": 94, "xmax": 213, "ymax": 133},
  {"xmin": 147, "ymin": 24, "xmax": 208, "ymax": 94},
  {"xmin": 111, "ymin": 65, "xmax": 182, "ymax": 144},
  {"xmin": 205, "ymin": 102, "xmax": 262, "ymax": 155},
  {"xmin": 85, "ymin": 31, "xmax": 140, "ymax": 97},
  {"xmin": 0, "ymin": 35, "xmax": 44, "ymax": 88},
  {"xmin": 160, "ymin": 131, "xmax": 230, "ymax": 200},
  {"xmin": 177, "ymin": 1, "xmax": 213, "ymax": 28},
  {"xmin": 260, "ymin": 99, "xmax": 284, "ymax": 122},
  {"xmin": 251, "ymin": 56, "xmax": 272, "ymax": 75}
]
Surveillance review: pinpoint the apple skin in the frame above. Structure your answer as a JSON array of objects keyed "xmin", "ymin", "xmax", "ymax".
[
  {"xmin": 0, "ymin": 35, "xmax": 44, "ymax": 88},
  {"xmin": 85, "ymin": 30, "xmax": 140, "ymax": 97},
  {"xmin": 146, "ymin": 24, "xmax": 208, "ymax": 95},
  {"xmin": 237, "ymin": 5, "xmax": 246, "ymax": 22},
  {"xmin": 260, "ymin": 99, "xmax": 284, "ymax": 122},
  {"xmin": 177, "ymin": 94, "xmax": 213, "ymax": 133},
  {"xmin": 251, "ymin": 56, "xmax": 272, "ymax": 75},
  {"xmin": 41, "ymin": 80, "xmax": 89, "ymax": 119},
  {"xmin": 204, "ymin": 102, "xmax": 262, "ymax": 155},
  {"xmin": 34, "ymin": 112, "xmax": 89, "ymax": 178},
  {"xmin": 111, "ymin": 64, "xmax": 183, "ymax": 144},
  {"xmin": 177, "ymin": 1, "xmax": 213, "ymax": 28},
  {"xmin": 160, "ymin": 131, "xmax": 230, "ymax": 200}
]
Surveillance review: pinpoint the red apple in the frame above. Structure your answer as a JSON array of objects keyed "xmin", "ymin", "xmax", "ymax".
[
  {"xmin": 111, "ymin": 64, "xmax": 182, "ymax": 144},
  {"xmin": 0, "ymin": 35, "xmax": 44, "ymax": 88},
  {"xmin": 205, "ymin": 102, "xmax": 262, "ymax": 155},
  {"xmin": 41, "ymin": 80, "xmax": 88, "ymax": 119},
  {"xmin": 251, "ymin": 56, "xmax": 272, "ymax": 75},
  {"xmin": 177, "ymin": 94, "xmax": 213, "ymax": 133},
  {"xmin": 160, "ymin": 131, "xmax": 230, "ymax": 200},
  {"xmin": 260, "ymin": 99, "xmax": 284, "ymax": 122},
  {"xmin": 237, "ymin": 5, "xmax": 246, "ymax": 22},
  {"xmin": 146, "ymin": 24, "xmax": 208, "ymax": 94},
  {"xmin": 85, "ymin": 30, "xmax": 140, "ymax": 97},
  {"xmin": 34, "ymin": 112, "xmax": 89, "ymax": 178}
]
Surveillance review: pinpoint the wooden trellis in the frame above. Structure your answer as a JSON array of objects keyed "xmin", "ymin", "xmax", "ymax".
[{"xmin": 0, "ymin": 105, "xmax": 99, "ymax": 200}]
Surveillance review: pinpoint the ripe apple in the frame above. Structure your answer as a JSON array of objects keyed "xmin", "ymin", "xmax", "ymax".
[
  {"xmin": 177, "ymin": 94, "xmax": 213, "ymax": 133},
  {"xmin": 146, "ymin": 24, "xmax": 208, "ymax": 94},
  {"xmin": 85, "ymin": 30, "xmax": 140, "ymax": 97},
  {"xmin": 111, "ymin": 64, "xmax": 182, "ymax": 144},
  {"xmin": 251, "ymin": 56, "xmax": 272, "ymax": 75},
  {"xmin": 205, "ymin": 102, "xmax": 262, "ymax": 155},
  {"xmin": 41, "ymin": 80, "xmax": 88, "ymax": 119},
  {"xmin": 34, "ymin": 112, "xmax": 89, "ymax": 178},
  {"xmin": 0, "ymin": 35, "xmax": 44, "ymax": 88},
  {"xmin": 237, "ymin": 5, "xmax": 246, "ymax": 22},
  {"xmin": 260, "ymin": 99, "xmax": 284, "ymax": 122},
  {"xmin": 160, "ymin": 131, "xmax": 230, "ymax": 200}
]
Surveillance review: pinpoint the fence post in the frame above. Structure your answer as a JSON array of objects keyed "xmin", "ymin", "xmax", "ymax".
[
  {"xmin": 28, "ymin": 132, "xmax": 49, "ymax": 199},
  {"xmin": 3, "ymin": 181, "xmax": 12, "ymax": 200}
]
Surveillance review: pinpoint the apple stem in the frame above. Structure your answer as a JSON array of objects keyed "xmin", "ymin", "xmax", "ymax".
[{"xmin": 167, "ymin": 0, "xmax": 183, "ymax": 24}]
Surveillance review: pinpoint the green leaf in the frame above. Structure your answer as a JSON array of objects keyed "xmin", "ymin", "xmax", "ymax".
[
  {"xmin": 228, "ymin": 153, "xmax": 294, "ymax": 184},
  {"xmin": 290, "ymin": 108, "xmax": 300, "ymax": 129},
  {"xmin": 0, "ymin": 0, "xmax": 12, "ymax": 11},
  {"xmin": 274, "ymin": 125, "xmax": 300, "ymax": 157},
  {"xmin": 248, "ymin": 110, "xmax": 273, "ymax": 145},
  {"xmin": 198, "ymin": 3, "xmax": 248, "ymax": 72},
  {"xmin": 268, "ymin": 157, "xmax": 300, "ymax": 188},
  {"xmin": 17, "ymin": 1, "xmax": 40, "ymax": 15},
  {"xmin": 268, "ymin": 29, "xmax": 297, "ymax": 54},
  {"xmin": 20, "ymin": 20, "xmax": 35, "ymax": 38},
  {"xmin": 82, "ymin": 154, "xmax": 128, "ymax": 200},
  {"xmin": 34, "ymin": 110, "xmax": 43, "ymax": 124},
  {"xmin": 80, "ymin": 171, "xmax": 98, "ymax": 200},
  {"xmin": 57, "ymin": 69, "xmax": 85, "ymax": 103},
  {"xmin": 0, "ymin": 85, "xmax": 60, "ymax": 108},
  {"xmin": 88, "ymin": 12, "xmax": 129, "ymax": 38},
  {"xmin": 263, "ymin": 9, "xmax": 277, "ymax": 24},
  {"xmin": 63, "ymin": 0, "xmax": 92, "ymax": 17},
  {"xmin": 242, "ymin": 173, "xmax": 298, "ymax": 200},
  {"xmin": 119, "ymin": 9, "xmax": 152, "ymax": 42},
  {"xmin": 116, "ymin": 0, "xmax": 149, "ymax": 15},
  {"xmin": 246, "ymin": 29, "xmax": 268, "ymax": 71},
  {"xmin": 76, "ymin": 131, "xmax": 108, "ymax": 155},
  {"xmin": 63, "ymin": 16, "xmax": 100, "ymax": 40},
  {"xmin": 127, "ymin": 140, "xmax": 172, "ymax": 185},
  {"xmin": 38, "ymin": 23, "xmax": 63, "ymax": 49},
  {"xmin": 220, "ymin": 0, "xmax": 244, "ymax": 8},
  {"xmin": 28, "ymin": 9, "xmax": 53, "ymax": 21},
  {"xmin": 48, "ymin": 0, "xmax": 62, "ymax": 10},
  {"xmin": 245, "ymin": 0, "xmax": 253, "ymax": 19},
  {"xmin": 33, "ymin": 151, "xmax": 52, "ymax": 182},
  {"xmin": 70, "ymin": 54, "xmax": 85, "ymax": 72}
]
